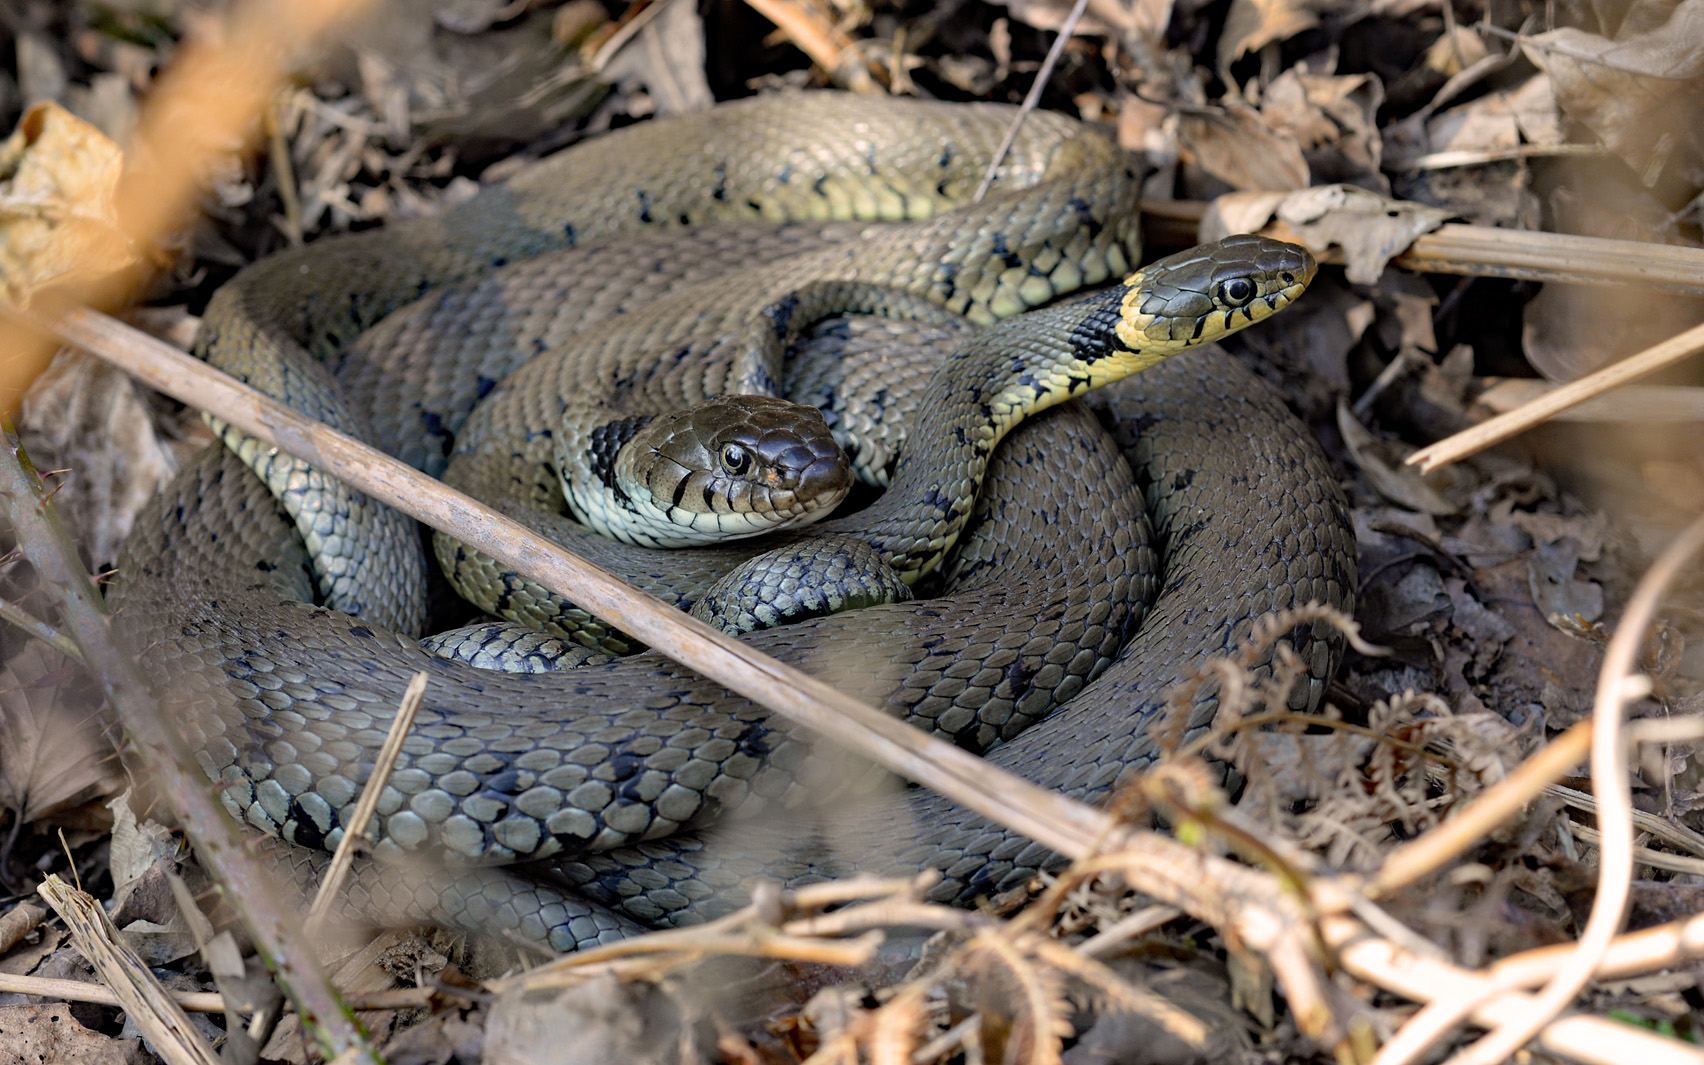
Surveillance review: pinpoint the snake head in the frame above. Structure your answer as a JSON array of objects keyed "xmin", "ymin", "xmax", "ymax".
[
  {"xmin": 588, "ymin": 394, "xmax": 853, "ymax": 547},
  {"xmin": 1116, "ymin": 234, "xmax": 1317, "ymax": 352}
]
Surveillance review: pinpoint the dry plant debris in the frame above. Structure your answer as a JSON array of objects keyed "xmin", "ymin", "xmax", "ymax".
[{"xmin": 1, "ymin": 1, "xmax": 1703, "ymax": 1063}]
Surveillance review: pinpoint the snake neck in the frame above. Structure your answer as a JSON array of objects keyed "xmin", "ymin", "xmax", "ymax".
[
  {"xmin": 842, "ymin": 233, "xmax": 1318, "ymax": 584},
  {"xmin": 840, "ymin": 285, "xmax": 1149, "ymax": 582}
]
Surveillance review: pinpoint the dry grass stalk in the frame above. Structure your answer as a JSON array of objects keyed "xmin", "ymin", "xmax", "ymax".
[
  {"xmin": 36, "ymin": 875, "xmax": 223, "ymax": 1065},
  {"xmin": 1408, "ymin": 321, "xmax": 1704, "ymax": 472},
  {"xmin": 304, "ymin": 671, "xmax": 426, "ymax": 934}
]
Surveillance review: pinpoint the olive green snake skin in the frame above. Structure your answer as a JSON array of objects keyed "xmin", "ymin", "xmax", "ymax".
[{"xmin": 108, "ymin": 94, "xmax": 1357, "ymax": 951}]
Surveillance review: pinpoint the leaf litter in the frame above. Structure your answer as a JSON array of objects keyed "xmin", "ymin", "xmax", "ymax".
[{"xmin": 2, "ymin": 0, "xmax": 1704, "ymax": 1061}]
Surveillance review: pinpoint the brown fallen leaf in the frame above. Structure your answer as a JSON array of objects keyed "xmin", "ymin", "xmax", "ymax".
[
  {"xmin": 0, "ymin": 103, "xmax": 138, "ymax": 308},
  {"xmin": 0, "ymin": 1002, "xmax": 147, "ymax": 1065},
  {"xmin": 1175, "ymin": 103, "xmax": 1308, "ymax": 193},
  {"xmin": 0, "ymin": 641, "xmax": 121, "ymax": 831},
  {"xmin": 1216, "ymin": 0, "xmax": 1321, "ymax": 71},
  {"xmin": 1203, "ymin": 184, "xmax": 1451, "ymax": 284},
  {"xmin": 1519, "ymin": 0, "xmax": 1704, "ymax": 180},
  {"xmin": 1260, "ymin": 69, "xmax": 1386, "ymax": 191}
]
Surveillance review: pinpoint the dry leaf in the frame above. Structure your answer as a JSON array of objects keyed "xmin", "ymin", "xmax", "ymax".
[
  {"xmin": 1175, "ymin": 104, "xmax": 1308, "ymax": 192},
  {"xmin": 1260, "ymin": 69, "xmax": 1386, "ymax": 190},
  {"xmin": 599, "ymin": 0, "xmax": 713, "ymax": 116},
  {"xmin": 1000, "ymin": 0, "xmax": 1174, "ymax": 39},
  {"xmin": 0, "ymin": 102, "xmax": 138, "ymax": 307},
  {"xmin": 1520, "ymin": 0, "xmax": 1704, "ymax": 179},
  {"xmin": 1216, "ymin": 0, "xmax": 1321, "ymax": 70},
  {"xmin": 0, "ymin": 1003, "xmax": 147, "ymax": 1065},
  {"xmin": 1336, "ymin": 400, "xmax": 1458, "ymax": 515},
  {"xmin": 20, "ymin": 346, "xmax": 188, "ymax": 569},
  {"xmin": 1203, "ymin": 185, "xmax": 1451, "ymax": 284},
  {"xmin": 0, "ymin": 642, "xmax": 120, "ymax": 828}
]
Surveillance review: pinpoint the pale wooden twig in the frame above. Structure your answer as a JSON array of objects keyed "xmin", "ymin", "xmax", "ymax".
[
  {"xmin": 1408, "ymin": 321, "xmax": 1704, "ymax": 472},
  {"xmin": 970, "ymin": 0, "xmax": 1090, "ymax": 203},
  {"xmin": 42, "ymin": 304, "xmax": 1111, "ymax": 870},
  {"xmin": 1473, "ymin": 379, "xmax": 1704, "ymax": 422},
  {"xmin": 0, "ymin": 970, "xmax": 435, "ymax": 1014},
  {"xmin": 1437, "ymin": 510, "xmax": 1704, "ymax": 1065},
  {"xmin": 1328, "ymin": 916, "xmax": 1704, "ymax": 1065},
  {"xmin": 304, "ymin": 671, "xmax": 426, "ymax": 934},
  {"xmin": 1548, "ymin": 784, "xmax": 1704, "ymax": 858},
  {"xmin": 1566, "ymin": 824, "xmax": 1704, "ymax": 877},
  {"xmin": 739, "ymin": 0, "xmax": 880, "ymax": 92},
  {"xmin": 1073, "ymin": 904, "xmax": 1182, "ymax": 959},
  {"xmin": 37, "ymin": 876, "xmax": 222, "ymax": 1065}
]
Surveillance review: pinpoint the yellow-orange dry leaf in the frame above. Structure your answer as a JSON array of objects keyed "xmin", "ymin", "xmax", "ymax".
[{"xmin": 0, "ymin": 102, "xmax": 137, "ymax": 308}]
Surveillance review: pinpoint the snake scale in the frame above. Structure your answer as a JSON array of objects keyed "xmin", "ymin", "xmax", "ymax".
[{"xmin": 109, "ymin": 94, "xmax": 1357, "ymax": 951}]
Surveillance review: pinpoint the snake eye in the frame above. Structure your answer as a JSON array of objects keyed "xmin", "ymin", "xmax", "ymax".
[
  {"xmin": 1221, "ymin": 278, "xmax": 1256, "ymax": 305},
  {"xmin": 720, "ymin": 443, "xmax": 752, "ymax": 476}
]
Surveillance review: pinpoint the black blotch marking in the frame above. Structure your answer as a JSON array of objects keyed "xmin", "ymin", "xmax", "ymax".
[
  {"xmin": 670, "ymin": 475, "xmax": 691, "ymax": 511},
  {"xmin": 636, "ymin": 189, "xmax": 653, "ymax": 223},
  {"xmin": 712, "ymin": 165, "xmax": 729, "ymax": 202},
  {"xmin": 938, "ymin": 144, "xmax": 954, "ymax": 168},
  {"xmin": 563, "ymin": 222, "xmax": 578, "ymax": 246},
  {"xmin": 990, "ymin": 233, "xmax": 1022, "ymax": 269},
  {"xmin": 777, "ymin": 163, "xmax": 794, "ymax": 185},
  {"xmin": 813, "ymin": 174, "xmax": 828, "ymax": 197},
  {"xmin": 254, "ymin": 560, "xmax": 275, "ymax": 572},
  {"xmin": 349, "ymin": 626, "xmax": 375, "ymax": 639},
  {"xmin": 587, "ymin": 415, "xmax": 656, "ymax": 490},
  {"xmin": 921, "ymin": 486, "xmax": 961, "ymax": 522},
  {"xmin": 735, "ymin": 725, "xmax": 773, "ymax": 758},
  {"xmin": 765, "ymin": 295, "xmax": 799, "ymax": 339},
  {"xmin": 1068, "ymin": 287, "xmax": 1129, "ymax": 357},
  {"xmin": 490, "ymin": 255, "xmax": 508, "ymax": 268},
  {"xmin": 475, "ymin": 375, "xmax": 499, "ymax": 400},
  {"xmin": 1066, "ymin": 196, "xmax": 1101, "ymax": 238}
]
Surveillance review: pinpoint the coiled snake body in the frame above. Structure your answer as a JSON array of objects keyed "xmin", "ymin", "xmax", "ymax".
[{"xmin": 110, "ymin": 94, "xmax": 1356, "ymax": 950}]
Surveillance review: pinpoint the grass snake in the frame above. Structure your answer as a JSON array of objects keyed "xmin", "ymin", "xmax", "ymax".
[{"xmin": 108, "ymin": 94, "xmax": 1357, "ymax": 950}]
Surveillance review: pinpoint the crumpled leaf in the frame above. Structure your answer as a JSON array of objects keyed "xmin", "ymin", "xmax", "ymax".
[
  {"xmin": 1001, "ymin": 0, "xmax": 1174, "ymax": 39},
  {"xmin": 1260, "ymin": 69, "xmax": 1386, "ymax": 191},
  {"xmin": 20, "ymin": 345, "xmax": 189, "ymax": 569},
  {"xmin": 1336, "ymin": 400, "xmax": 1459, "ymax": 514},
  {"xmin": 1175, "ymin": 103, "xmax": 1308, "ymax": 192},
  {"xmin": 1520, "ymin": 0, "xmax": 1704, "ymax": 178},
  {"xmin": 599, "ymin": 0, "xmax": 713, "ymax": 116},
  {"xmin": 0, "ymin": 103, "xmax": 138, "ymax": 307},
  {"xmin": 1527, "ymin": 540, "xmax": 1604, "ymax": 624},
  {"xmin": 0, "ymin": 641, "xmax": 121, "ymax": 828},
  {"xmin": 1217, "ymin": 0, "xmax": 1321, "ymax": 70},
  {"xmin": 1203, "ymin": 184, "xmax": 1451, "ymax": 284},
  {"xmin": 0, "ymin": 1003, "xmax": 147, "ymax": 1065}
]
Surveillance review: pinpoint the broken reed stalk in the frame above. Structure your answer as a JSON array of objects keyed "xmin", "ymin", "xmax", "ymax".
[
  {"xmin": 0, "ymin": 427, "xmax": 383, "ymax": 1063},
  {"xmin": 37, "ymin": 876, "xmax": 224, "ymax": 1065},
  {"xmin": 1408, "ymin": 320, "xmax": 1704, "ymax": 472}
]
